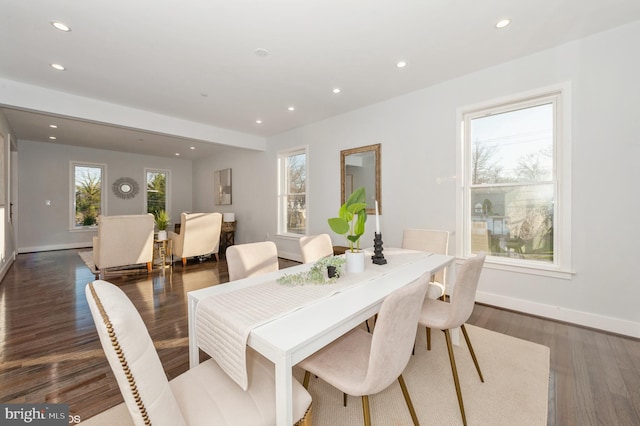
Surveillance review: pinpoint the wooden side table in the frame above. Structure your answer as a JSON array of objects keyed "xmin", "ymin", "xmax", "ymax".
[
  {"xmin": 333, "ymin": 245, "xmax": 349, "ymax": 255},
  {"xmin": 220, "ymin": 221, "xmax": 236, "ymax": 255}
]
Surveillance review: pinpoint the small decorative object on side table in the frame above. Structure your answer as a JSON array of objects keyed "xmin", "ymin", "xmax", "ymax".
[{"xmin": 371, "ymin": 232, "xmax": 387, "ymax": 265}]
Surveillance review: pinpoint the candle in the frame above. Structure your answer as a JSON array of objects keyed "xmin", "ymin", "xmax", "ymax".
[{"xmin": 375, "ymin": 200, "xmax": 380, "ymax": 234}]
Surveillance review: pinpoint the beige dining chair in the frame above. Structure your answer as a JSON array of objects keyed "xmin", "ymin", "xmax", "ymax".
[
  {"xmin": 226, "ymin": 241, "xmax": 279, "ymax": 281},
  {"xmin": 169, "ymin": 212, "xmax": 223, "ymax": 266},
  {"xmin": 299, "ymin": 233, "xmax": 333, "ymax": 263},
  {"xmin": 418, "ymin": 253, "xmax": 486, "ymax": 426},
  {"xmin": 86, "ymin": 280, "xmax": 312, "ymax": 426},
  {"xmin": 299, "ymin": 274, "xmax": 429, "ymax": 426},
  {"xmin": 402, "ymin": 228, "xmax": 450, "ymax": 299}
]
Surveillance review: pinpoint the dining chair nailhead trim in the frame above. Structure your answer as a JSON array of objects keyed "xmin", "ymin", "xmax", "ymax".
[
  {"xmin": 294, "ymin": 403, "xmax": 313, "ymax": 426},
  {"xmin": 89, "ymin": 283, "xmax": 152, "ymax": 426}
]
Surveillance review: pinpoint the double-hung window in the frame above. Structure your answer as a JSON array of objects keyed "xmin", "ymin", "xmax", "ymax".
[
  {"xmin": 71, "ymin": 162, "xmax": 105, "ymax": 228},
  {"xmin": 457, "ymin": 85, "xmax": 571, "ymax": 276},
  {"xmin": 145, "ymin": 169, "xmax": 169, "ymax": 216},
  {"xmin": 277, "ymin": 147, "xmax": 307, "ymax": 236}
]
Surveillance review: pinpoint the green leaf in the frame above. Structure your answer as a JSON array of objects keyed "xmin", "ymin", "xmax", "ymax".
[
  {"xmin": 328, "ymin": 217, "xmax": 349, "ymax": 235},
  {"xmin": 353, "ymin": 210, "xmax": 367, "ymax": 236},
  {"xmin": 345, "ymin": 186, "xmax": 366, "ymax": 207}
]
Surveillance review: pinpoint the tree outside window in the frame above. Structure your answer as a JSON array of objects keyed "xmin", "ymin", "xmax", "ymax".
[
  {"xmin": 74, "ymin": 164, "xmax": 103, "ymax": 227},
  {"xmin": 146, "ymin": 170, "xmax": 167, "ymax": 216}
]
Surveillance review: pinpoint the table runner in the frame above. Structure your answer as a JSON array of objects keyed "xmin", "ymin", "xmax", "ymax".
[{"xmin": 196, "ymin": 249, "xmax": 429, "ymax": 390}]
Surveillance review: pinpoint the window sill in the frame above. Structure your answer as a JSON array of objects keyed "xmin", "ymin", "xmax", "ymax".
[
  {"xmin": 69, "ymin": 226, "xmax": 98, "ymax": 233},
  {"xmin": 275, "ymin": 233, "xmax": 305, "ymax": 241},
  {"xmin": 457, "ymin": 256, "xmax": 574, "ymax": 280}
]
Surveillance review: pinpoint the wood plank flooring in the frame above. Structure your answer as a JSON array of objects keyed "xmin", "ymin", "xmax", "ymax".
[{"xmin": 1, "ymin": 249, "xmax": 639, "ymax": 425}]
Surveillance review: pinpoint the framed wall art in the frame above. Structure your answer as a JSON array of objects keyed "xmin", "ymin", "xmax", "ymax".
[{"xmin": 214, "ymin": 168, "xmax": 232, "ymax": 205}]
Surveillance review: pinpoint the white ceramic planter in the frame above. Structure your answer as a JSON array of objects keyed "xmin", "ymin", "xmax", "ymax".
[
  {"xmin": 345, "ymin": 250, "xmax": 365, "ymax": 273},
  {"xmin": 157, "ymin": 230, "xmax": 168, "ymax": 241}
]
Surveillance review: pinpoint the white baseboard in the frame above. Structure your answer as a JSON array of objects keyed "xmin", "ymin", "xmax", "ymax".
[
  {"xmin": 476, "ymin": 291, "xmax": 640, "ymax": 339},
  {"xmin": 18, "ymin": 242, "xmax": 91, "ymax": 253}
]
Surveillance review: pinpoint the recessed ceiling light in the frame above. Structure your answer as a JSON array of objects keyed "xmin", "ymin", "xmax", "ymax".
[
  {"xmin": 175, "ymin": 153, "xmax": 180, "ymax": 156},
  {"xmin": 396, "ymin": 61, "xmax": 407, "ymax": 68},
  {"xmin": 332, "ymin": 88, "xmax": 341, "ymax": 94},
  {"xmin": 51, "ymin": 21, "xmax": 71, "ymax": 32},
  {"xmin": 190, "ymin": 146, "xmax": 195, "ymax": 150},
  {"xmin": 49, "ymin": 124, "xmax": 58, "ymax": 128},
  {"xmin": 49, "ymin": 136, "xmax": 57, "ymax": 140},
  {"xmin": 288, "ymin": 106, "xmax": 295, "ymax": 111},
  {"xmin": 50, "ymin": 63, "xmax": 65, "ymax": 71},
  {"xmin": 496, "ymin": 19, "xmax": 511, "ymax": 29},
  {"xmin": 256, "ymin": 119, "xmax": 263, "ymax": 124}
]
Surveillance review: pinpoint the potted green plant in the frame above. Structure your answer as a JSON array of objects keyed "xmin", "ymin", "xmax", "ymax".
[
  {"xmin": 328, "ymin": 186, "xmax": 368, "ymax": 272},
  {"xmin": 154, "ymin": 210, "xmax": 170, "ymax": 240}
]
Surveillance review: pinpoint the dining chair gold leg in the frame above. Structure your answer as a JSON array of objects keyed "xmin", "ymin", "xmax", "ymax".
[
  {"xmin": 461, "ymin": 324, "xmax": 484, "ymax": 382},
  {"xmin": 444, "ymin": 329, "xmax": 467, "ymax": 426},
  {"xmin": 303, "ymin": 371, "xmax": 311, "ymax": 389},
  {"xmin": 398, "ymin": 374, "xmax": 419, "ymax": 426},
  {"xmin": 361, "ymin": 395, "xmax": 372, "ymax": 426},
  {"xmin": 426, "ymin": 327, "xmax": 432, "ymax": 351}
]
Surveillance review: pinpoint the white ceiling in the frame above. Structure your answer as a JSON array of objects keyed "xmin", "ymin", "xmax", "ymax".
[{"xmin": 2, "ymin": 0, "xmax": 640, "ymax": 159}]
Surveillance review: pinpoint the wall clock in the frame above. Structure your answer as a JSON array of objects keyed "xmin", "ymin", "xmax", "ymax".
[{"xmin": 112, "ymin": 177, "xmax": 139, "ymax": 199}]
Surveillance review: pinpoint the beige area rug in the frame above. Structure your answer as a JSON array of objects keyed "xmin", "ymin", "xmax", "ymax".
[
  {"xmin": 78, "ymin": 251, "xmax": 99, "ymax": 274},
  {"xmin": 80, "ymin": 325, "xmax": 550, "ymax": 425}
]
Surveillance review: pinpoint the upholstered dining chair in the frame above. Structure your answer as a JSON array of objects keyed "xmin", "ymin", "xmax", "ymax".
[
  {"xmin": 299, "ymin": 233, "xmax": 333, "ymax": 264},
  {"xmin": 169, "ymin": 212, "xmax": 223, "ymax": 266},
  {"xmin": 402, "ymin": 228, "xmax": 450, "ymax": 300},
  {"xmin": 299, "ymin": 274, "xmax": 429, "ymax": 426},
  {"xmin": 86, "ymin": 280, "xmax": 312, "ymax": 426},
  {"xmin": 418, "ymin": 253, "xmax": 486, "ymax": 426},
  {"xmin": 226, "ymin": 241, "xmax": 279, "ymax": 281}
]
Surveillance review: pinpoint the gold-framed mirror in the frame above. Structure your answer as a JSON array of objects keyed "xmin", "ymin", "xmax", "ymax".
[{"xmin": 340, "ymin": 143, "xmax": 381, "ymax": 214}]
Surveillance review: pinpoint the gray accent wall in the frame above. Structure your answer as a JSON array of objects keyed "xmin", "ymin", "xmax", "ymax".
[{"xmin": 17, "ymin": 140, "xmax": 193, "ymax": 252}]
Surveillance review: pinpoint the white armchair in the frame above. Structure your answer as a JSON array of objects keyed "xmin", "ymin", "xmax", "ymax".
[
  {"xmin": 169, "ymin": 212, "xmax": 223, "ymax": 266},
  {"xmin": 92, "ymin": 214, "xmax": 154, "ymax": 275}
]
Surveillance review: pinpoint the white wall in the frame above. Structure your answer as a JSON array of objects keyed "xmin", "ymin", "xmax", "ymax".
[
  {"xmin": 194, "ymin": 21, "xmax": 640, "ymax": 337},
  {"xmin": 193, "ymin": 146, "xmax": 273, "ymax": 245},
  {"xmin": 0, "ymin": 113, "xmax": 16, "ymax": 281},
  {"xmin": 17, "ymin": 140, "xmax": 193, "ymax": 252}
]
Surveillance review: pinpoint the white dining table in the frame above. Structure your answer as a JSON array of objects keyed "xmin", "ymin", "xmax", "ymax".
[{"xmin": 187, "ymin": 248, "xmax": 455, "ymax": 426}]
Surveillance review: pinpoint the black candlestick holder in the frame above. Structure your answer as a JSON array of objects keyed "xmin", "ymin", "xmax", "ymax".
[{"xmin": 372, "ymin": 232, "xmax": 387, "ymax": 265}]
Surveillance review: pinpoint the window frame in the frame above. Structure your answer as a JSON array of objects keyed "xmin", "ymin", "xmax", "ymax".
[
  {"xmin": 456, "ymin": 83, "xmax": 572, "ymax": 278},
  {"xmin": 144, "ymin": 168, "xmax": 171, "ymax": 217},
  {"xmin": 70, "ymin": 161, "xmax": 106, "ymax": 230},
  {"xmin": 277, "ymin": 146, "xmax": 308, "ymax": 237}
]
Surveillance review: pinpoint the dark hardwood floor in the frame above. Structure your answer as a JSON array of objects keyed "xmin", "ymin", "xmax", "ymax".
[{"xmin": 1, "ymin": 249, "xmax": 639, "ymax": 425}]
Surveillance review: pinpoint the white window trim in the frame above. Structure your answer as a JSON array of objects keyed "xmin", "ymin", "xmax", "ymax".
[
  {"xmin": 455, "ymin": 83, "xmax": 573, "ymax": 278},
  {"xmin": 277, "ymin": 145, "xmax": 308, "ymax": 238},
  {"xmin": 69, "ymin": 161, "xmax": 106, "ymax": 231},
  {"xmin": 144, "ymin": 168, "xmax": 171, "ymax": 217}
]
